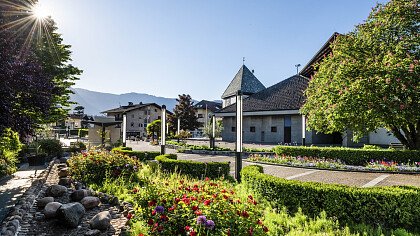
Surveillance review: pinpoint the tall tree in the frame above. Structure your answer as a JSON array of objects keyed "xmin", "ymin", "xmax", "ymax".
[
  {"xmin": 0, "ymin": 0, "xmax": 82, "ymax": 137},
  {"xmin": 146, "ymin": 119, "xmax": 161, "ymax": 142},
  {"xmin": 301, "ymin": 0, "xmax": 419, "ymax": 149},
  {"xmin": 168, "ymin": 94, "xmax": 200, "ymax": 132}
]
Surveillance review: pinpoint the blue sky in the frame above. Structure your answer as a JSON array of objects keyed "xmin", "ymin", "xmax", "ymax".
[{"xmin": 39, "ymin": 0, "xmax": 387, "ymax": 101}]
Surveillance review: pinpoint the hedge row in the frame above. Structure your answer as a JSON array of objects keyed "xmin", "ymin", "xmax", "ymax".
[
  {"xmin": 112, "ymin": 147, "xmax": 160, "ymax": 161},
  {"xmin": 155, "ymin": 154, "xmax": 230, "ymax": 179},
  {"xmin": 274, "ymin": 146, "xmax": 420, "ymax": 166},
  {"xmin": 241, "ymin": 165, "xmax": 420, "ymax": 231}
]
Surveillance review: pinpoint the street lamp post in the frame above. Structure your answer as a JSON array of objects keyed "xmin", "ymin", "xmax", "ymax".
[
  {"xmin": 235, "ymin": 90, "xmax": 243, "ymax": 182},
  {"xmin": 122, "ymin": 113, "xmax": 127, "ymax": 147},
  {"xmin": 302, "ymin": 115, "xmax": 306, "ymax": 146},
  {"xmin": 210, "ymin": 115, "xmax": 216, "ymax": 150},
  {"xmin": 161, "ymin": 105, "xmax": 166, "ymax": 155}
]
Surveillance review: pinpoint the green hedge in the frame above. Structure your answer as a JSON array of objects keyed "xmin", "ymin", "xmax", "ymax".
[
  {"xmin": 241, "ymin": 165, "xmax": 420, "ymax": 231},
  {"xmin": 274, "ymin": 146, "xmax": 420, "ymax": 166},
  {"xmin": 112, "ymin": 147, "xmax": 159, "ymax": 161},
  {"xmin": 155, "ymin": 154, "xmax": 230, "ymax": 179}
]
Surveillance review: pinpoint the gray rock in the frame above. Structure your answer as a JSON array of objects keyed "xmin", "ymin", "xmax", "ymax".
[
  {"xmin": 58, "ymin": 168, "xmax": 69, "ymax": 177},
  {"xmin": 81, "ymin": 197, "xmax": 100, "ymax": 210},
  {"xmin": 89, "ymin": 211, "xmax": 111, "ymax": 230},
  {"xmin": 44, "ymin": 202, "xmax": 62, "ymax": 219},
  {"xmin": 110, "ymin": 196, "xmax": 119, "ymax": 206},
  {"xmin": 7, "ymin": 219, "xmax": 19, "ymax": 231},
  {"xmin": 57, "ymin": 202, "xmax": 85, "ymax": 228},
  {"xmin": 71, "ymin": 189, "xmax": 89, "ymax": 202},
  {"xmin": 85, "ymin": 229, "xmax": 101, "ymax": 236},
  {"xmin": 46, "ymin": 185, "xmax": 67, "ymax": 197},
  {"xmin": 37, "ymin": 197, "xmax": 54, "ymax": 209},
  {"xmin": 59, "ymin": 157, "xmax": 69, "ymax": 163},
  {"xmin": 58, "ymin": 177, "xmax": 71, "ymax": 187},
  {"xmin": 57, "ymin": 164, "xmax": 67, "ymax": 169}
]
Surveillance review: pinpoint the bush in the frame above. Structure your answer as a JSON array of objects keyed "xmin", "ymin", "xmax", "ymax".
[
  {"xmin": 155, "ymin": 154, "xmax": 230, "ymax": 179},
  {"xmin": 68, "ymin": 151, "xmax": 141, "ymax": 185},
  {"xmin": 241, "ymin": 165, "xmax": 420, "ymax": 232},
  {"xmin": 112, "ymin": 147, "xmax": 160, "ymax": 161},
  {"xmin": 0, "ymin": 128, "xmax": 22, "ymax": 177},
  {"xmin": 69, "ymin": 141, "xmax": 87, "ymax": 153},
  {"xmin": 274, "ymin": 145, "xmax": 420, "ymax": 166},
  {"xmin": 37, "ymin": 139, "xmax": 63, "ymax": 158}
]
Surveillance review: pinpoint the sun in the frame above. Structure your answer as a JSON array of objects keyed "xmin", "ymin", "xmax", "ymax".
[{"xmin": 32, "ymin": 4, "xmax": 49, "ymax": 19}]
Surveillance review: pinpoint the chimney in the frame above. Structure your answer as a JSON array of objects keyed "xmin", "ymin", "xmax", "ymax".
[
  {"xmin": 128, "ymin": 102, "xmax": 133, "ymax": 106},
  {"xmin": 139, "ymin": 102, "xmax": 143, "ymax": 105},
  {"xmin": 252, "ymin": 69, "xmax": 255, "ymax": 74}
]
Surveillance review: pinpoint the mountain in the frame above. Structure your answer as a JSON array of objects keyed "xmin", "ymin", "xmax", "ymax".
[{"xmin": 69, "ymin": 88, "xmax": 179, "ymax": 115}]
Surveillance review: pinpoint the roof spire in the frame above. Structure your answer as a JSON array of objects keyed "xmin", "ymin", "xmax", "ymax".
[{"xmin": 242, "ymin": 57, "xmax": 245, "ymax": 65}]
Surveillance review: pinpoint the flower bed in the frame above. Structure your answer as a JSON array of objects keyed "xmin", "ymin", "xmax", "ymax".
[
  {"xmin": 248, "ymin": 154, "xmax": 420, "ymax": 173},
  {"xmin": 112, "ymin": 147, "xmax": 161, "ymax": 161},
  {"xmin": 274, "ymin": 145, "xmax": 420, "ymax": 166}
]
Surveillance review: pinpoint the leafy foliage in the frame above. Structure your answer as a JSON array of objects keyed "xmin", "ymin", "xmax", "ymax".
[
  {"xmin": 146, "ymin": 119, "xmax": 161, "ymax": 142},
  {"xmin": 112, "ymin": 147, "xmax": 161, "ymax": 161},
  {"xmin": 202, "ymin": 119, "xmax": 223, "ymax": 138},
  {"xmin": 0, "ymin": 128, "xmax": 22, "ymax": 177},
  {"xmin": 0, "ymin": 1, "xmax": 82, "ymax": 137},
  {"xmin": 301, "ymin": 0, "xmax": 420, "ymax": 149},
  {"xmin": 242, "ymin": 165, "xmax": 420, "ymax": 232},
  {"xmin": 155, "ymin": 154, "xmax": 230, "ymax": 179},
  {"xmin": 273, "ymin": 145, "xmax": 420, "ymax": 166}
]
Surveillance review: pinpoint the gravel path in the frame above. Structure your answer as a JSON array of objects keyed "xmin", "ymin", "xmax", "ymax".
[{"xmin": 128, "ymin": 140, "xmax": 420, "ymax": 187}]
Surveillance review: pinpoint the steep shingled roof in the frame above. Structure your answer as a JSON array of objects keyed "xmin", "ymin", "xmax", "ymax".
[
  {"xmin": 194, "ymin": 100, "xmax": 222, "ymax": 112},
  {"xmin": 102, "ymin": 103, "xmax": 160, "ymax": 114},
  {"xmin": 221, "ymin": 65, "xmax": 266, "ymax": 99},
  {"xmin": 217, "ymin": 75, "xmax": 309, "ymax": 113}
]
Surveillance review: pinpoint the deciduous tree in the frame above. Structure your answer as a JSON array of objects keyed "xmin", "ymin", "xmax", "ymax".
[{"xmin": 301, "ymin": 0, "xmax": 419, "ymax": 149}]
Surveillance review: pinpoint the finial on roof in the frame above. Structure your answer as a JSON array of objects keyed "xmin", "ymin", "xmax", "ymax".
[{"xmin": 243, "ymin": 57, "xmax": 245, "ymax": 65}]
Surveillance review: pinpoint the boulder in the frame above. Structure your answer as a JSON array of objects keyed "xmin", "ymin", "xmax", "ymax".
[
  {"xmin": 85, "ymin": 229, "xmax": 101, "ymax": 236},
  {"xmin": 89, "ymin": 211, "xmax": 111, "ymax": 230},
  {"xmin": 58, "ymin": 168, "xmax": 69, "ymax": 177},
  {"xmin": 58, "ymin": 177, "xmax": 71, "ymax": 187},
  {"xmin": 81, "ymin": 197, "xmax": 100, "ymax": 210},
  {"xmin": 57, "ymin": 202, "xmax": 85, "ymax": 228},
  {"xmin": 46, "ymin": 185, "xmax": 67, "ymax": 197},
  {"xmin": 59, "ymin": 157, "xmax": 69, "ymax": 164},
  {"xmin": 71, "ymin": 189, "xmax": 89, "ymax": 202},
  {"xmin": 44, "ymin": 202, "xmax": 62, "ymax": 219},
  {"xmin": 37, "ymin": 197, "xmax": 54, "ymax": 209}
]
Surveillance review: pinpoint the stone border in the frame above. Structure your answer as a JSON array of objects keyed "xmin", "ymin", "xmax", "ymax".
[{"xmin": 0, "ymin": 161, "xmax": 54, "ymax": 236}]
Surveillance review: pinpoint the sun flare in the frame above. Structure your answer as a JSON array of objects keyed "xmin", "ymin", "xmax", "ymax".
[{"xmin": 32, "ymin": 4, "xmax": 49, "ymax": 19}]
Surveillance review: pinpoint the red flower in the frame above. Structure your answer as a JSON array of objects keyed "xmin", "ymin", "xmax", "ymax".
[
  {"xmin": 148, "ymin": 219, "xmax": 154, "ymax": 225},
  {"xmin": 263, "ymin": 226, "xmax": 269, "ymax": 232},
  {"xmin": 148, "ymin": 200, "xmax": 157, "ymax": 206},
  {"xmin": 248, "ymin": 195, "xmax": 253, "ymax": 200},
  {"xmin": 203, "ymin": 200, "xmax": 211, "ymax": 206},
  {"xmin": 169, "ymin": 206, "xmax": 176, "ymax": 211},
  {"xmin": 190, "ymin": 231, "xmax": 197, "ymax": 236},
  {"xmin": 160, "ymin": 214, "xmax": 168, "ymax": 221},
  {"xmin": 249, "ymin": 226, "xmax": 253, "ymax": 236},
  {"xmin": 221, "ymin": 189, "xmax": 227, "ymax": 193},
  {"xmin": 175, "ymin": 197, "xmax": 180, "ymax": 203},
  {"xmin": 242, "ymin": 210, "xmax": 249, "ymax": 218},
  {"xmin": 132, "ymin": 188, "xmax": 138, "ymax": 193},
  {"xmin": 194, "ymin": 210, "xmax": 202, "ymax": 215},
  {"xmin": 185, "ymin": 225, "xmax": 191, "ymax": 231},
  {"xmin": 127, "ymin": 213, "xmax": 133, "ymax": 220},
  {"xmin": 227, "ymin": 228, "xmax": 231, "ymax": 236},
  {"xmin": 257, "ymin": 219, "xmax": 263, "ymax": 225},
  {"xmin": 151, "ymin": 210, "xmax": 156, "ymax": 216},
  {"xmin": 192, "ymin": 205, "xmax": 198, "ymax": 211},
  {"xmin": 205, "ymin": 177, "xmax": 210, "ymax": 181}
]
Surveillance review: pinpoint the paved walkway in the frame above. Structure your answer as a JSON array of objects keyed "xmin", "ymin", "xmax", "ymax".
[
  {"xmin": 0, "ymin": 164, "xmax": 46, "ymax": 222},
  {"xmin": 127, "ymin": 141, "xmax": 420, "ymax": 188}
]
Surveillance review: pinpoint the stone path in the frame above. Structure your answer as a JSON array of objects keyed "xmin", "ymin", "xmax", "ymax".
[
  {"xmin": 128, "ymin": 140, "xmax": 420, "ymax": 188},
  {"xmin": 0, "ymin": 164, "xmax": 46, "ymax": 223}
]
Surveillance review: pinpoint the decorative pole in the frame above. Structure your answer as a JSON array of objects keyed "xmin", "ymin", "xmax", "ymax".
[
  {"xmin": 161, "ymin": 105, "xmax": 166, "ymax": 155},
  {"xmin": 235, "ymin": 90, "xmax": 243, "ymax": 182},
  {"xmin": 177, "ymin": 118, "xmax": 181, "ymax": 135},
  {"xmin": 210, "ymin": 115, "xmax": 216, "ymax": 150},
  {"xmin": 302, "ymin": 115, "xmax": 306, "ymax": 146},
  {"xmin": 122, "ymin": 113, "xmax": 127, "ymax": 147}
]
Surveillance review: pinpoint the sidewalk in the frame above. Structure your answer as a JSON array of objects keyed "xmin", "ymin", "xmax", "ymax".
[{"xmin": 0, "ymin": 164, "xmax": 46, "ymax": 223}]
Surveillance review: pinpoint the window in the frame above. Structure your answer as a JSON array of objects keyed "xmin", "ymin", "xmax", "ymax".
[
  {"xmin": 231, "ymin": 127, "xmax": 236, "ymax": 132},
  {"xmin": 250, "ymin": 126, "xmax": 255, "ymax": 132},
  {"xmin": 197, "ymin": 114, "xmax": 204, "ymax": 118},
  {"xmin": 271, "ymin": 126, "xmax": 277, "ymax": 132},
  {"xmin": 284, "ymin": 116, "xmax": 291, "ymax": 143},
  {"xmin": 158, "ymin": 116, "xmax": 161, "ymax": 119},
  {"xmin": 131, "ymin": 122, "xmax": 134, "ymax": 127},
  {"xmin": 139, "ymin": 123, "xmax": 141, "ymax": 127},
  {"xmin": 155, "ymin": 109, "xmax": 157, "ymax": 112}
]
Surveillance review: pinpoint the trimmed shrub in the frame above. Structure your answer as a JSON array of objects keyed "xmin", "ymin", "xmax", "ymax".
[
  {"xmin": 274, "ymin": 145, "xmax": 420, "ymax": 166},
  {"xmin": 37, "ymin": 139, "xmax": 63, "ymax": 158},
  {"xmin": 69, "ymin": 141, "xmax": 86, "ymax": 153},
  {"xmin": 241, "ymin": 165, "xmax": 420, "ymax": 232},
  {"xmin": 112, "ymin": 147, "xmax": 160, "ymax": 161},
  {"xmin": 0, "ymin": 128, "xmax": 22, "ymax": 177},
  {"xmin": 155, "ymin": 154, "xmax": 230, "ymax": 179},
  {"xmin": 68, "ymin": 151, "xmax": 141, "ymax": 185}
]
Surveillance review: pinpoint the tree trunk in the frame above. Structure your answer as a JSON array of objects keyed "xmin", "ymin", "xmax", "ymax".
[{"xmin": 390, "ymin": 122, "xmax": 419, "ymax": 150}]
